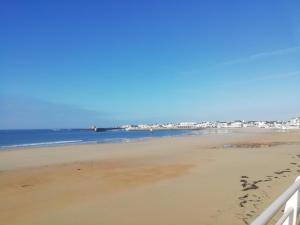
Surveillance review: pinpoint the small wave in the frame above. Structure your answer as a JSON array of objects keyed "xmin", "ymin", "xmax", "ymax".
[{"xmin": 0, "ymin": 140, "xmax": 83, "ymax": 149}]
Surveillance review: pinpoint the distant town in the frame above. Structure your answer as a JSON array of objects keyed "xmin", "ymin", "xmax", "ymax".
[
  {"xmin": 90, "ymin": 116, "xmax": 300, "ymax": 132},
  {"xmin": 112, "ymin": 116, "xmax": 300, "ymax": 131}
]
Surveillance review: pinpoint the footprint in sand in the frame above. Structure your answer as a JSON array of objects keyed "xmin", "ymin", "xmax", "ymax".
[
  {"xmin": 240, "ymin": 200, "xmax": 247, "ymax": 207},
  {"xmin": 21, "ymin": 184, "xmax": 32, "ymax": 188},
  {"xmin": 239, "ymin": 194, "xmax": 249, "ymax": 200}
]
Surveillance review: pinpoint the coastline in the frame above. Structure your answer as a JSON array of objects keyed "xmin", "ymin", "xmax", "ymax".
[
  {"xmin": 1, "ymin": 129, "xmax": 300, "ymax": 225},
  {"xmin": 0, "ymin": 127, "xmax": 281, "ymax": 151},
  {"xmin": 0, "ymin": 129, "xmax": 197, "ymax": 151}
]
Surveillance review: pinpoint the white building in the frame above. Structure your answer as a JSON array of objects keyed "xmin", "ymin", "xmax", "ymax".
[
  {"xmin": 286, "ymin": 117, "xmax": 300, "ymax": 129},
  {"xmin": 176, "ymin": 122, "xmax": 197, "ymax": 129},
  {"xmin": 163, "ymin": 123, "xmax": 175, "ymax": 129},
  {"xmin": 254, "ymin": 121, "xmax": 267, "ymax": 128},
  {"xmin": 216, "ymin": 122, "xmax": 228, "ymax": 128},
  {"xmin": 227, "ymin": 121, "xmax": 243, "ymax": 128},
  {"xmin": 244, "ymin": 121, "xmax": 256, "ymax": 128}
]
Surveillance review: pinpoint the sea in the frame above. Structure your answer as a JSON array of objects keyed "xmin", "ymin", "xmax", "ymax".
[{"xmin": 0, "ymin": 129, "xmax": 210, "ymax": 150}]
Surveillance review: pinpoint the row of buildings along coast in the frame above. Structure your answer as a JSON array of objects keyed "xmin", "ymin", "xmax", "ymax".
[{"xmin": 122, "ymin": 117, "xmax": 300, "ymax": 131}]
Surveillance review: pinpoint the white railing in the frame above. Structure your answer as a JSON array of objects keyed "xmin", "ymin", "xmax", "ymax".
[{"xmin": 251, "ymin": 176, "xmax": 300, "ymax": 225}]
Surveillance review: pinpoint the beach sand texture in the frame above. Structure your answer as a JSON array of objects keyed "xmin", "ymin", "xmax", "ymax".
[{"xmin": 1, "ymin": 129, "xmax": 300, "ymax": 225}]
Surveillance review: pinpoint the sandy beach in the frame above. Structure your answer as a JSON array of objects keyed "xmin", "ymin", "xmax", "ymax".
[{"xmin": 1, "ymin": 128, "xmax": 300, "ymax": 225}]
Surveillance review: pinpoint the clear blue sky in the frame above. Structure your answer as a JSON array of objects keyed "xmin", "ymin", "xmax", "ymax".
[{"xmin": 1, "ymin": 0, "xmax": 300, "ymax": 128}]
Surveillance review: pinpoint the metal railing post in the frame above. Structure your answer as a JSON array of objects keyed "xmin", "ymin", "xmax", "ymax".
[
  {"xmin": 251, "ymin": 176, "xmax": 300, "ymax": 225},
  {"xmin": 283, "ymin": 177, "xmax": 300, "ymax": 225}
]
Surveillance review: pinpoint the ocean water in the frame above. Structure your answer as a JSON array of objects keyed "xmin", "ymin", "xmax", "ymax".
[{"xmin": 0, "ymin": 129, "xmax": 204, "ymax": 150}]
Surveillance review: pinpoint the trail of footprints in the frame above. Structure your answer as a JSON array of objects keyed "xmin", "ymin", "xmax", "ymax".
[{"xmin": 237, "ymin": 154, "xmax": 300, "ymax": 225}]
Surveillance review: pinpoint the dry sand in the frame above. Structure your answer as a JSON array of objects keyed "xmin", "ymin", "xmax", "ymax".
[{"xmin": 1, "ymin": 128, "xmax": 300, "ymax": 225}]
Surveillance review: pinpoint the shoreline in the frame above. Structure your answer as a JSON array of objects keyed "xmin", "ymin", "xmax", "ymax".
[
  {"xmin": 0, "ymin": 128, "xmax": 293, "ymax": 172},
  {"xmin": 0, "ymin": 127, "xmax": 287, "ymax": 152},
  {"xmin": 0, "ymin": 130, "xmax": 194, "ymax": 152},
  {"xmin": 1, "ymin": 129, "xmax": 300, "ymax": 225}
]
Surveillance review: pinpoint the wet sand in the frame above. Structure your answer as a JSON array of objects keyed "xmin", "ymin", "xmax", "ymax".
[{"xmin": 1, "ymin": 128, "xmax": 300, "ymax": 225}]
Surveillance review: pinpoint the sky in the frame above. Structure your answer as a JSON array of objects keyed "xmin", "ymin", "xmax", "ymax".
[{"xmin": 1, "ymin": 0, "xmax": 300, "ymax": 128}]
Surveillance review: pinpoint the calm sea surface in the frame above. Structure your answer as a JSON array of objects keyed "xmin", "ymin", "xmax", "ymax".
[{"xmin": 0, "ymin": 129, "xmax": 209, "ymax": 150}]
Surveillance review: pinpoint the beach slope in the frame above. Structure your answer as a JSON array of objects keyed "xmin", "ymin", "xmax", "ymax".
[{"xmin": 1, "ymin": 129, "xmax": 300, "ymax": 225}]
